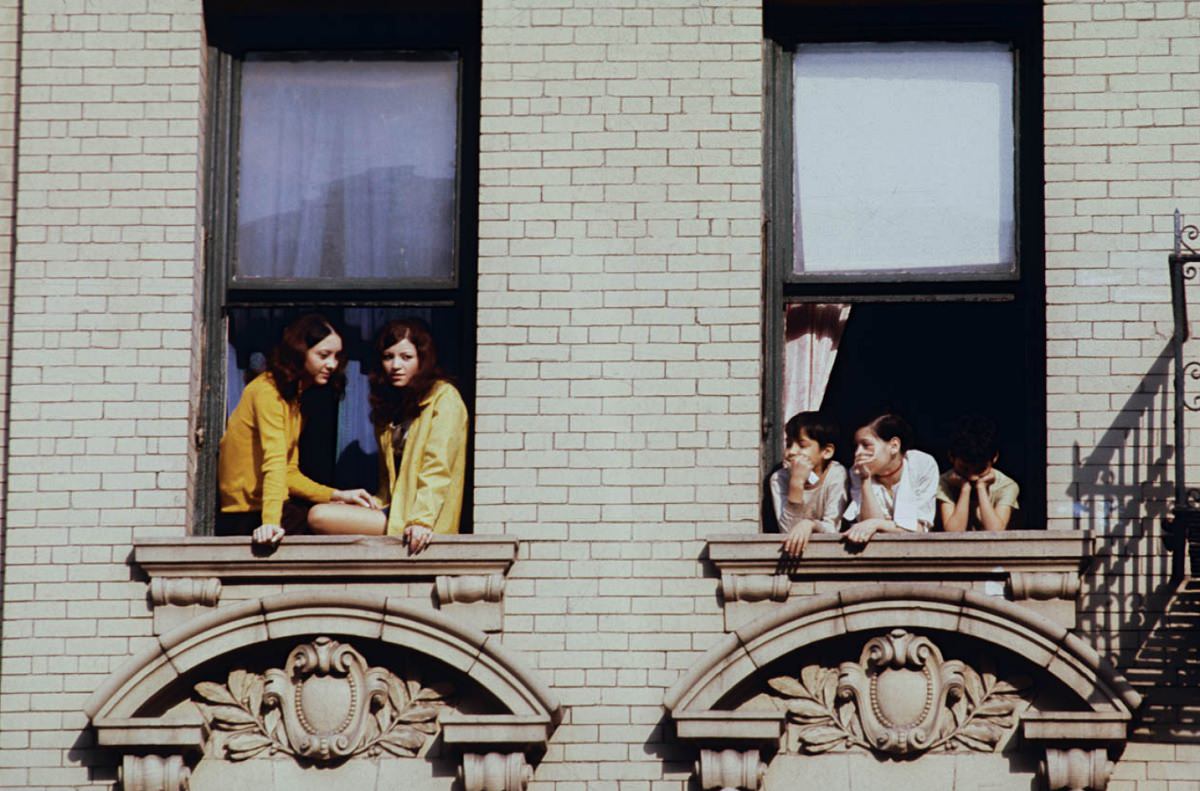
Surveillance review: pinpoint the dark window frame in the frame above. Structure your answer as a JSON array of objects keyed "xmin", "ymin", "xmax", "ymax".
[
  {"xmin": 763, "ymin": 2, "xmax": 1046, "ymax": 529},
  {"xmin": 195, "ymin": 5, "xmax": 480, "ymax": 534}
]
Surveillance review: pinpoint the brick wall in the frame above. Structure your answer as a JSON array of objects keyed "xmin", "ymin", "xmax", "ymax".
[
  {"xmin": 473, "ymin": 0, "xmax": 762, "ymax": 784},
  {"xmin": 0, "ymin": 0, "xmax": 18, "ymax": 585},
  {"xmin": 1043, "ymin": 0, "xmax": 1200, "ymax": 680},
  {"xmin": 0, "ymin": 0, "xmax": 1197, "ymax": 788},
  {"xmin": 0, "ymin": 0, "xmax": 204, "ymax": 787}
]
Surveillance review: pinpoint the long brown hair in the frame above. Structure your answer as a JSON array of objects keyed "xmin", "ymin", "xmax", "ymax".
[
  {"xmin": 368, "ymin": 319, "xmax": 449, "ymax": 426},
  {"xmin": 266, "ymin": 313, "xmax": 346, "ymax": 403}
]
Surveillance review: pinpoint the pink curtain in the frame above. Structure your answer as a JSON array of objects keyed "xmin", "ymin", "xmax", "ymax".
[{"xmin": 783, "ymin": 303, "xmax": 852, "ymax": 421}]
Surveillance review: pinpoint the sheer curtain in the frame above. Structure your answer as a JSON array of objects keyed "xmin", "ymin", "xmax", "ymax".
[
  {"xmin": 783, "ymin": 303, "xmax": 851, "ymax": 421},
  {"xmin": 236, "ymin": 57, "xmax": 458, "ymax": 281}
]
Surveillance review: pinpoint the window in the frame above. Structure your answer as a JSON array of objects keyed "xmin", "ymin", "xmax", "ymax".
[
  {"xmin": 196, "ymin": 3, "xmax": 479, "ymax": 533},
  {"xmin": 764, "ymin": 3, "xmax": 1044, "ymax": 528}
]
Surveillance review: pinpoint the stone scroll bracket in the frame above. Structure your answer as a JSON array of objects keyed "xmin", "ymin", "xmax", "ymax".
[
  {"xmin": 696, "ymin": 748, "xmax": 768, "ymax": 791},
  {"xmin": 672, "ymin": 712, "xmax": 783, "ymax": 791},
  {"xmin": 134, "ymin": 536, "xmax": 519, "ymax": 634},
  {"xmin": 95, "ymin": 718, "xmax": 205, "ymax": 791},
  {"xmin": 120, "ymin": 754, "xmax": 191, "ymax": 791},
  {"xmin": 1041, "ymin": 748, "xmax": 1113, "ymax": 791},
  {"xmin": 460, "ymin": 752, "xmax": 533, "ymax": 791},
  {"xmin": 719, "ymin": 574, "xmax": 789, "ymax": 632},
  {"xmin": 1007, "ymin": 572, "xmax": 1083, "ymax": 629},
  {"xmin": 1022, "ymin": 711, "xmax": 1129, "ymax": 791},
  {"xmin": 443, "ymin": 713, "xmax": 556, "ymax": 791},
  {"xmin": 437, "ymin": 573, "xmax": 506, "ymax": 633},
  {"xmin": 149, "ymin": 577, "xmax": 222, "ymax": 634}
]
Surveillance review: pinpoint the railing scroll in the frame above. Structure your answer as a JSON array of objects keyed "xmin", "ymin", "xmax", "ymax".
[{"xmin": 1169, "ymin": 209, "xmax": 1200, "ymax": 548}]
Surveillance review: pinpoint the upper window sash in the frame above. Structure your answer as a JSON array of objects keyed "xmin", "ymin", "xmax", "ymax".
[
  {"xmin": 780, "ymin": 40, "xmax": 1021, "ymax": 286},
  {"xmin": 224, "ymin": 50, "xmax": 463, "ymax": 292}
]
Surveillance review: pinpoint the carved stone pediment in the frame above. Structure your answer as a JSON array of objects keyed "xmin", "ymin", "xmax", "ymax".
[
  {"xmin": 768, "ymin": 629, "xmax": 1030, "ymax": 757},
  {"xmin": 193, "ymin": 637, "xmax": 452, "ymax": 763}
]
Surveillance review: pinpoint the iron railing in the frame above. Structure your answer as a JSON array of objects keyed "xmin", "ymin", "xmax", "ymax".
[{"xmin": 1169, "ymin": 209, "xmax": 1200, "ymax": 545}]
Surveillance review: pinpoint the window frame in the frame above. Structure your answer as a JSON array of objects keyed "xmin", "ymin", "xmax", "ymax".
[
  {"xmin": 195, "ymin": 7, "xmax": 480, "ymax": 534},
  {"xmin": 763, "ymin": 2, "xmax": 1046, "ymax": 529}
]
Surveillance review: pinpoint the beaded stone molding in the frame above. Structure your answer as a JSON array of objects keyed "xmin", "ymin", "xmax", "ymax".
[{"xmin": 767, "ymin": 629, "xmax": 1030, "ymax": 756}]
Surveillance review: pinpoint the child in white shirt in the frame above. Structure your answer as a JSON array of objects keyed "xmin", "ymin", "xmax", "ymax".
[{"xmin": 843, "ymin": 413, "xmax": 939, "ymax": 545}]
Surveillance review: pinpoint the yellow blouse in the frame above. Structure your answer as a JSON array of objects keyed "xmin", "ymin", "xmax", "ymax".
[
  {"xmin": 218, "ymin": 373, "xmax": 334, "ymax": 526},
  {"xmin": 377, "ymin": 380, "xmax": 468, "ymax": 536}
]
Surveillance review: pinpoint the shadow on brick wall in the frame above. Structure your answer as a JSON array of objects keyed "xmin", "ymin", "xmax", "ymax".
[{"xmin": 1071, "ymin": 342, "xmax": 1200, "ymax": 741}]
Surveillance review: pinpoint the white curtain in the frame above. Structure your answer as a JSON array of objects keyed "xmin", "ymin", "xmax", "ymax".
[
  {"xmin": 235, "ymin": 57, "xmax": 458, "ymax": 281},
  {"xmin": 783, "ymin": 303, "xmax": 851, "ymax": 420}
]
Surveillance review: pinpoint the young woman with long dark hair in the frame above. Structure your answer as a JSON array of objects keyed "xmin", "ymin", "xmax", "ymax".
[
  {"xmin": 308, "ymin": 319, "xmax": 467, "ymax": 553},
  {"xmin": 217, "ymin": 314, "xmax": 377, "ymax": 545}
]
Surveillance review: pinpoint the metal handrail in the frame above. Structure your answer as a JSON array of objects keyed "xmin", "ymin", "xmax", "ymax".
[{"xmin": 1170, "ymin": 209, "xmax": 1200, "ymax": 530}]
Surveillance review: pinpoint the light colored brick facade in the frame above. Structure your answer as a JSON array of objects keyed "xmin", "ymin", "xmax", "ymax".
[{"xmin": 0, "ymin": 0, "xmax": 1197, "ymax": 789}]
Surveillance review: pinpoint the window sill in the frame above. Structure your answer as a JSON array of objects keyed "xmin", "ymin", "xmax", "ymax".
[
  {"xmin": 134, "ymin": 535, "xmax": 517, "ymax": 634},
  {"xmin": 709, "ymin": 530, "xmax": 1092, "ymax": 631}
]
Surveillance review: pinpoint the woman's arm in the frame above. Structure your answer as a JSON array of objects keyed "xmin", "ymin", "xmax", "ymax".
[
  {"xmin": 252, "ymin": 386, "xmax": 291, "ymax": 529},
  {"xmin": 401, "ymin": 387, "xmax": 468, "ymax": 550}
]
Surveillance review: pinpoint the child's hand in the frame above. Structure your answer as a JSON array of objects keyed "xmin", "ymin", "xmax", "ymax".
[
  {"xmin": 787, "ymin": 456, "xmax": 814, "ymax": 487},
  {"xmin": 853, "ymin": 449, "xmax": 873, "ymax": 478},
  {"xmin": 781, "ymin": 520, "xmax": 815, "ymax": 558},
  {"xmin": 974, "ymin": 470, "xmax": 996, "ymax": 491},
  {"xmin": 844, "ymin": 519, "xmax": 882, "ymax": 545}
]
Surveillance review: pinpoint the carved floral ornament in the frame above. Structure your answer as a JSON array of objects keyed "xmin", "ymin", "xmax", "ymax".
[
  {"xmin": 768, "ymin": 629, "xmax": 1030, "ymax": 757},
  {"xmin": 193, "ymin": 636, "xmax": 453, "ymax": 763}
]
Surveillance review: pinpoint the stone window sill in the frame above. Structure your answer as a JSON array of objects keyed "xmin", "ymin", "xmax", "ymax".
[
  {"xmin": 134, "ymin": 535, "xmax": 518, "ymax": 633},
  {"xmin": 709, "ymin": 530, "xmax": 1093, "ymax": 630}
]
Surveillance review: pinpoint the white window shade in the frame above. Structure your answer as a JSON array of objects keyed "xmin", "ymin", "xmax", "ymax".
[{"xmin": 792, "ymin": 42, "xmax": 1016, "ymax": 276}]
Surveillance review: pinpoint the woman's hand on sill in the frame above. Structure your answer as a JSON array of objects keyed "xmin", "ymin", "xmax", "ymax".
[
  {"xmin": 252, "ymin": 523, "xmax": 285, "ymax": 546},
  {"xmin": 404, "ymin": 524, "xmax": 435, "ymax": 554}
]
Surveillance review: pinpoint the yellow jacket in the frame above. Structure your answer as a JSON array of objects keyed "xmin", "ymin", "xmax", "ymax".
[
  {"xmin": 218, "ymin": 373, "xmax": 334, "ymax": 525},
  {"xmin": 378, "ymin": 380, "xmax": 468, "ymax": 536}
]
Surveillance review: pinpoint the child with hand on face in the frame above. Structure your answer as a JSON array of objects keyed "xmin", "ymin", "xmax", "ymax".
[
  {"xmin": 937, "ymin": 416, "xmax": 1019, "ymax": 532},
  {"xmin": 767, "ymin": 412, "xmax": 848, "ymax": 558},
  {"xmin": 843, "ymin": 413, "xmax": 939, "ymax": 545}
]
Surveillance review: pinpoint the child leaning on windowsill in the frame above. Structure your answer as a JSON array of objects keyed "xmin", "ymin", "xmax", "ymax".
[
  {"xmin": 937, "ymin": 415, "xmax": 1019, "ymax": 532},
  {"xmin": 843, "ymin": 413, "xmax": 939, "ymax": 545},
  {"xmin": 767, "ymin": 412, "xmax": 848, "ymax": 558}
]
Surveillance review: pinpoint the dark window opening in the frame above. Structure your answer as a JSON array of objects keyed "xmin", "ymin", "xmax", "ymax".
[{"xmin": 764, "ymin": 1, "xmax": 1045, "ymax": 530}]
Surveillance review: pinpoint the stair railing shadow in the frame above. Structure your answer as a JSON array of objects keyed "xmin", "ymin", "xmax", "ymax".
[{"xmin": 1068, "ymin": 343, "xmax": 1200, "ymax": 741}]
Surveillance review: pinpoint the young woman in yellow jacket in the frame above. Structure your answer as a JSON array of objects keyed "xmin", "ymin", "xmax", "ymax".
[
  {"xmin": 308, "ymin": 319, "xmax": 467, "ymax": 553},
  {"xmin": 218, "ymin": 314, "xmax": 378, "ymax": 545}
]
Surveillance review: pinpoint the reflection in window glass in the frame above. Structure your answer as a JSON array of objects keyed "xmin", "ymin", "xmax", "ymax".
[
  {"xmin": 792, "ymin": 43, "xmax": 1015, "ymax": 276},
  {"xmin": 236, "ymin": 56, "xmax": 458, "ymax": 281}
]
